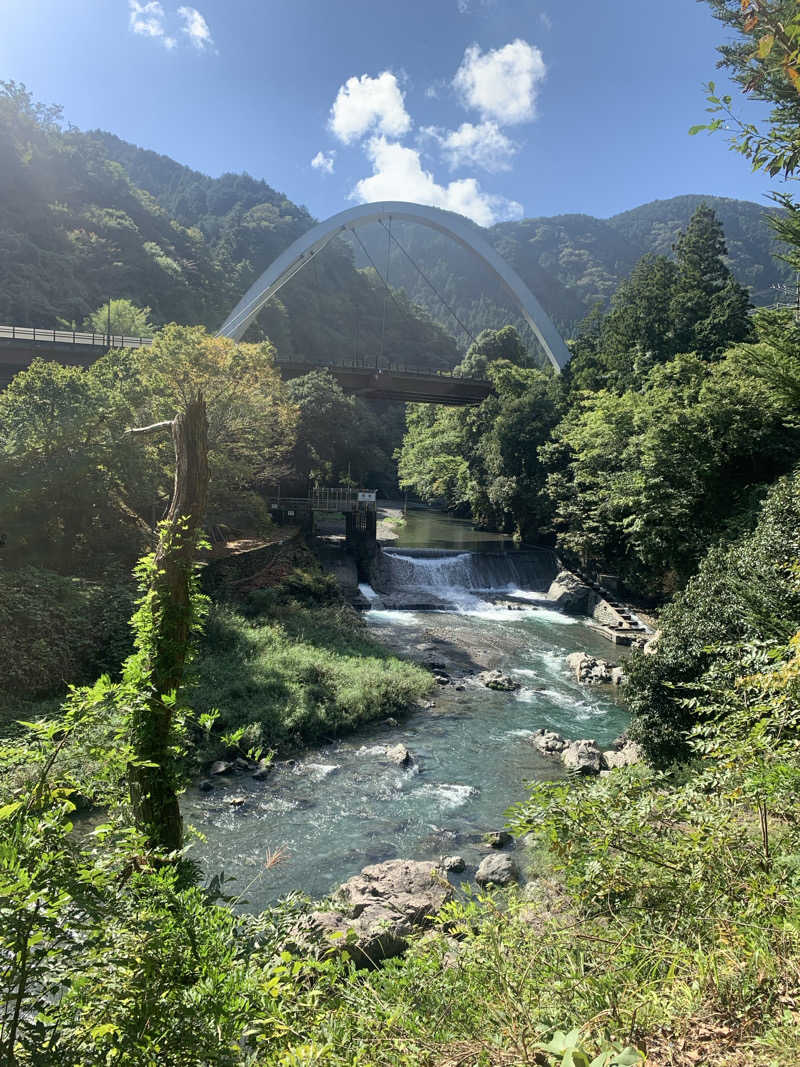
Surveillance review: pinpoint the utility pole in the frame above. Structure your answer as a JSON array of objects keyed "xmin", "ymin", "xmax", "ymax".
[{"xmin": 107, "ymin": 298, "xmax": 112, "ymax": 347}]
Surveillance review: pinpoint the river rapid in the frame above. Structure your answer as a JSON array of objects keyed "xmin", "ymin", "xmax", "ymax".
[{"xmin": 182, "ymin": 511, "xmax": 629, "ymax": 912}]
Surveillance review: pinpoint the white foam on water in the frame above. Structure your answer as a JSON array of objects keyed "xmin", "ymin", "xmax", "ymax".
[
  {"xmin": 358, "ymin": 582, "xmax": 380, "ymax": 600},
  {"xmin": 303, "ymin": 763, "xmax": 339, "ymax": 780},
  {"xmin": 505, "ymin": 728, "xmax": 536, "ymax": 738},
  {"xmin": 417, "ymin": 782, "xmax": 478, "ymax": 809},
  {"xmin": 366, "ymin": 609, "xmax": 420, "ymax": 626},
  {"xmin": 366, "ymin": 610, "xmax": 422, "ymax": 623},
  {"xmin": 355, "ymin": 744, "xmax": 389, "ymax": 757}
]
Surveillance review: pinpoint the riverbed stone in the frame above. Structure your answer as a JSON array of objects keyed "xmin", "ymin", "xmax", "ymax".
[
  {"xmin": 252, "ymin": 760, "xmax": 272, "ymax": 781},
  {"xmin": 530, "ymin": 729, "xmax": 568, "ymax": 756},
  {"xmin": 441, "ymin": 855, "xmax": 466, "ymax": 872},
  {"xmin": 602, "ymin": 740, "xmax": 644, "ymax": 769},
  {"xmin": 566, "ymin": 652, "xmax": 622, "ymax": 686},
  {"xmin": 385, "ymin": 744, "xmax": 413, "ymax": 767},
  {"xmin": 477, "ymin": 669, "xmax": 521, "ymax": 692},
  {"xmin": 475, "ymin": 853, "xmax": 519, "ymax": 887},
  {"xmin": 198, "ymin": 778, "xmax": 214, "ymax": 792}
]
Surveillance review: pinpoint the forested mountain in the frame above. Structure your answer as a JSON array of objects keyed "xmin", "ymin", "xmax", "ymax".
[
  {"xmin": 0, "ymin": 82, "xmax": 792, "ymax": 372},
  {"xmin": 0, "ymin": 84, "xmax": 458, "ymax": 370}
]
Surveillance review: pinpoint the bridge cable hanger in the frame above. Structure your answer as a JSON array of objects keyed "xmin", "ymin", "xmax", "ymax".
[
  {"xmin": 217, "ymin": 201, "xmax": 573, "ymax": 373},
  {"xmin": 377, "ymin": 218, "xmax": 477, "ymax": 347}
]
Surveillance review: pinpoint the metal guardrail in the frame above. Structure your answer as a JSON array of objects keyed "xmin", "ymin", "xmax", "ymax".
[
  {"xmin": 268, "ymin": 488, "xmax": 377, "ymax": 513},
  {"xmin": 0, "ymin": 325, "xmax": 154, "ymax": 348}
]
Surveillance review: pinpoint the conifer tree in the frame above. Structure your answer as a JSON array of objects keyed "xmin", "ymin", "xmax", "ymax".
[{"xmin": 670, "ymin": 204, "xmax": 753, "ymax": 358}]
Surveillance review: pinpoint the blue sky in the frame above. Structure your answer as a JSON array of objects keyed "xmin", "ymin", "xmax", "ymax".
[{"xmin": 1, "ymin": 1, "xmax": 786, "ymax": 226}]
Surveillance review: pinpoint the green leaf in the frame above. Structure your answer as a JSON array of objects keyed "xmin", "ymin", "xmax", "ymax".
[
  {"xmin": 0, "ymin": 801, "xmax": 23, "ymax": 820},
  {"xmin": 757, "ymin": 33, "xmax": 775, "ymax": 58},
  {"xmin": 689, "ymin": 125, "xmax": 707, "ymax": 136},
  {"xmin": 614, "ymin": 1049, "xmax": 644, "ymax": 1066}
]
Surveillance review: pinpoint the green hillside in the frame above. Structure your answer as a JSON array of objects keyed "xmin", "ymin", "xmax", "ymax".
[
  {"xmin": 0, "ymin": 84, "xmax": 458, "ymax": 371},
  {"xmin": 0, "ymin": 83, "xmax": 792, "ymax": 369}
]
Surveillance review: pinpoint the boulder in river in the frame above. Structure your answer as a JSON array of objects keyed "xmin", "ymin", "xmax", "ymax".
[
  {"xmin": 484, "ymin": 830, "xmax": 514, "ymax": 849},
  {"xmin": 293, "ymin": 859, "xmax": 453, "ymax": 967},
  {"xmin": 385, "ymin": 743, "xmax": 413, "ymax": 767},
  {"xmin": 251, "ymin": 760, "xmax": 272, "ymax": 781},
  {"xmin": 475, "ymin": 853, "xmax": 519, "ymax": 887},
  {"xmin": 562, "ymin": 739, "xmax": 603, "ymax": 775},
  {"xmin": 477, "ymin": 669, "xmax": 521, "ymax": 692},
  {"xmin": 546, "ymin": 570, "xmax": 591, "ymax": 614},
  {"xmin": 209, "ymin": 760, "xmax": 232, "ymax": 776},
  {"xmin": 530, "ymin": 730, "xmax": 607, "ymax": 775},
  {"xmin": 566, "ymin": 652, "xmax": 624, "ymax": 686},
  {"xmin": 531, "ymin": 729, "xmax": 568, "ymax": 756},
  {"xmin": 441, "ymin": 855, "xmax": 466, "ymax": 872}
]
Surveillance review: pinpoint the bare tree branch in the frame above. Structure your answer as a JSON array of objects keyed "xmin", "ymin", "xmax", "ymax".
[{"xmin": 125, "ymin": 420, "xmax": 175, "ymax": 437}]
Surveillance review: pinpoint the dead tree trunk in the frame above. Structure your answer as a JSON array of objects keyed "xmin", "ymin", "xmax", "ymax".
[{"xmin": 126, "ymin": 395, "xmax": 209, "ymax": 852}]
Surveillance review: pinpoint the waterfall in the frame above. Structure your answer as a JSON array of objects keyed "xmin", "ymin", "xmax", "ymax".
[{"xmin": 377, "ymin": 547, "xmax": 557, "ymax": 608}]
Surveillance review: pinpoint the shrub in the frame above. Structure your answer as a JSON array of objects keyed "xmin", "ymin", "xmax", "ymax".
[
  {"xmin": 0, "ymin": 566, "xmax": 134, "ymax": 698},
  {"xmin": 626, "ymin": 466, "xmax": 800, "ymax": 764}
]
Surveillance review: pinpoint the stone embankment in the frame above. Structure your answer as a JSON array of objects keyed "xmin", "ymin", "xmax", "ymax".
[
  {"xmin": 530, "ymin": 730, "xmax": 643, "ymax": 775},
  {"xmin": 546, "ymin": 569, "xmax": 650, "ymax": 647}
]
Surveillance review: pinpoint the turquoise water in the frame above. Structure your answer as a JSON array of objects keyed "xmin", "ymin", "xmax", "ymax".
[{"xmin": 182, "ymin": 580, "xmax": 628, "ymax": 911}]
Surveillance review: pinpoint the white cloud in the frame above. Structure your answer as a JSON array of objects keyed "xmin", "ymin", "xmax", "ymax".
[
  {"xmin": 539, "ymin": 11, "xmax": 552, "ymax": 30},
  {"xmin": 350, "ymin": 136, "xmax": 522, "ymax": 227},
  {"xmin": 329, "ymin": 71, "xmax": 411, "ymax": 144},
  {"xmin": 424, "ymin": 121, "xmax": 517, "ymax": 173},
  {"xmin": 453, "ymin": 39, "xmax": 546, "ymax": 125},
  {"xmin": 178, "ymin": 6, "xmax": 214, "ymax": 50},
  {"xmin": 311, "ymin": 150, "xmax": 335, "ymax": 175},
  {"xmin": 129, "ymin": 1, "xmax": 173, "ymax": 45}
]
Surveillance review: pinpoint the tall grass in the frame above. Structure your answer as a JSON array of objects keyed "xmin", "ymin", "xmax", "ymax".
[{"xmin": 189, "ymin": 588, "xmax": 432, "ymax": 760}]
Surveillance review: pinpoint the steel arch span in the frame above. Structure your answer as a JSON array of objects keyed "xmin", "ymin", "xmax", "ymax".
[{"xmin": 217, "ymin": 201, "xmax": 572, "ymax": 372}]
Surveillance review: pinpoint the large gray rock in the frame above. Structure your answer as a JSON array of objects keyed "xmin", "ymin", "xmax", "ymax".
[
  {"xmin": 602, "ymin": 740, "xmax": 644, "ymax": 769},
  {"xmin": 566, "ymin": 652, "xmax": 623, "ymax": 686},
  {"xmin": 441, "ymin": 855, "xmax": 465, "ymax": 872},
  {"xmin": 531, "ymin": 729, "xmax": 568, "ymax": 756},
  {"xmin": 294, "ymin": 859, "xmax": 453, "ymax": 967},
  {"xmin": 477, "ymin": 669, "xmax": 521, "ymax": 692},
  {"xmin": 475, "ymin": 853, "xmax": 519, "ymax": 887},
  {"xmin": 562, "ymin": 739, "xmax": 603, "ymax": 775},
  {"xmin": 547, "ymin": 570, "xmax": 591, "ymax": 614}
]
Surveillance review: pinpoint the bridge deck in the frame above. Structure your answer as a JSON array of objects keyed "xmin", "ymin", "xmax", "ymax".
[{"xmin": 0, "ymin": 326, "xmax": 492, "ymax": 404}]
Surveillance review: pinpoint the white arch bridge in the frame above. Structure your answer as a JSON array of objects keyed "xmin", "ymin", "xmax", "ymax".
[
  {"xmin": 218, "ymin": 201, "xmax": 572, "ymax": 375},
  {"xmin": 0, "ymin": 203, "xmax": 573, "ymax": 403}
]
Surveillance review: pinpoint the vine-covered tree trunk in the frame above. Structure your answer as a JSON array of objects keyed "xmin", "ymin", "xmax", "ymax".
[{"xmin": 128, "ymin": 395, "xmax": 208, "ymax": 852}]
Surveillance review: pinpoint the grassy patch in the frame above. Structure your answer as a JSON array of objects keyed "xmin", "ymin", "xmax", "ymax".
[{"xmin": 189, "ymin": 591, "xmax": 432, "ymax": 762}]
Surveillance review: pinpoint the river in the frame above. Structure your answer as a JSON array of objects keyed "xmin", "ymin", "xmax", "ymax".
[{"xmin": 182, "ymin": 510, "xmax": 629, "ymax": 912}]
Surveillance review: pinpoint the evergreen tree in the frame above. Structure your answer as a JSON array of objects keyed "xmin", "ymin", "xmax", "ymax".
[{"xmin": 670, "ymin": 204, "xmax": 753, "ymax": 358}]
